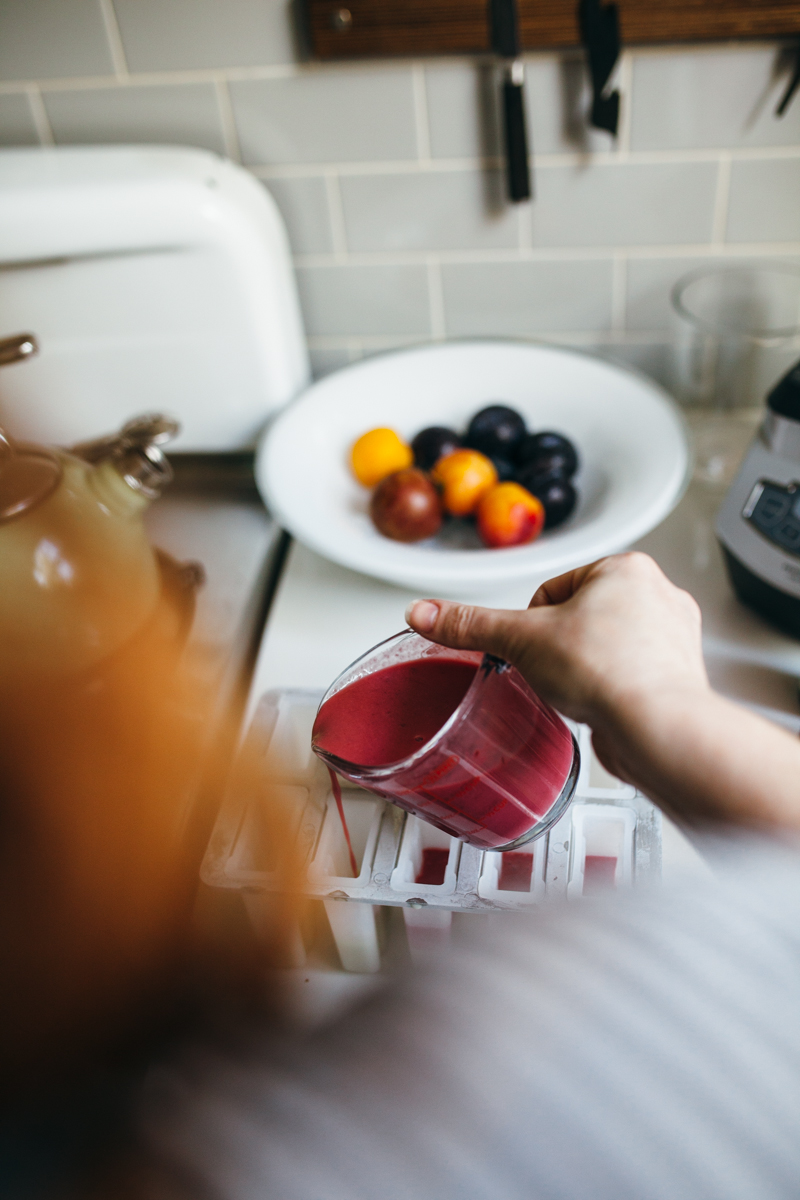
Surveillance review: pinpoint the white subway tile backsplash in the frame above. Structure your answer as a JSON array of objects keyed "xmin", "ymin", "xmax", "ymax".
[
  {"xmin": 113, "ymin": 0, "xmax": 295, "ymax": 72},
  {"xmin": 726, "ymin": 158, "xmax": 800, "ymax": 243},
  {"xmin": 309, "ymin": 347, "xmax": 353, "ymax": 377},
  {"xmin": 295, "ymin": 264, "xmax": 430, "ymax": 336},
  {"xmin": 229, "ymin": 68, "xmax": 418, "ymax": 166},
  {"xmin": 1, "ymin": 0, "xmax": 798, "ymax": 356},
  {"xmin": 339, "ymin": 169, "xmax": 518, "ymax": 252},
  {"xmin": 425, "ymin": 61, "xmax": 501, "ymax": 161},
  {"xmin": 625, "ymin": 256, "xmax": 726, "ymax": 332},
  {"xmin": 263, "ymin": 176, "xmax": 334, "ymax": 255},
  {"xmin": 593, "ymin": 341, "xmax": 673, "ymax": 390},
  {"xmin": 0, "ymin": 94, "xmax": 39, "ymax": 146},
  {"xmin": 0, "ymin": 0, "xmax": 114, "ymax": 82},
  {"xmin": 441, "ymin": 260, "xmax": 613, "ymax": 336},
  {"xmin": 43, "ymin": 83, "xmax": 227, "ymax": 153},
  {"xmin": 630, "ymin": 47, "xmax": 800, "ymax": 151},
  {"xmin": 424, "ymin": 56, "xmax": 614, "ymax": 162},
  {"xmin": 531, "ymin": 161, "xmax": 718, "ymax": 247},
  {"xmin": 525, "ymin": 54, "xmax": 616, "ymax": 157}
]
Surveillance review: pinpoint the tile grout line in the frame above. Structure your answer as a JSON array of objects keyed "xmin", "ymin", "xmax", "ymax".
[
  {"xmin": 411, "ymin": 62, "xmax": 432, "ymax": 164},
  {"xmin": 214, "ymin": 77, "xmax": 242, "ymax": 163},
  {"xmin": 324, "ymin": 171, "xmax": 349, "ymax": 261},
  {"xmin": 426, "ymin": 259, "xmax": 446, "ymax": 339},
  {"xmin": 291, "ymin": 241, "xmax": 800, "ymax": 270},
  {"xmin": 26, "ymin": 86, "xmax": 54, "ymax": 146},
  {"xmin": 711, "ymin": 152, "xmax": 732, "ymax": 246},
  {"xmin": 0, "ymin": 65, "xmax": 297, "ymax": 94},
  {"xmin": 309, "ymin": 335, "xmax": 420, "ymax": 348},
  {"xmin": 0, "ymin": 40, "xmax": 772, "ymax": 97},
  {"xmin": 246, "ymin": 144, "xmax": 800, "ymax": 179},
  {"xmin": 305, "ymin": 330, "xmax": 678, "ymax": 350},
  {"xmin": 98, "ymin": 0, "xmax": 130, "ymax": 79},
  {"xmin": 611, "ymin": 253, "xmax": 628, "ymax": 332}
]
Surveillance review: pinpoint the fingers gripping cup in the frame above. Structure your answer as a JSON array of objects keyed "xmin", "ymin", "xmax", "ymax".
[{"xmin": 312, "ymin": 631, "xmax": 579, "ymax": 851}]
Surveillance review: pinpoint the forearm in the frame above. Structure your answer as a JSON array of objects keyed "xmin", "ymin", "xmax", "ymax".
[{"xmin": 594, "ymin": 686, "xmax": 800, "ymax": 832}]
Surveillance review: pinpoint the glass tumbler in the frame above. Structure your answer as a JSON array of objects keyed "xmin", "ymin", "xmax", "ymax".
[
  {"xmin": 671, "ymin": 263, "xmax": 800, "ymax": 484},
  {"xmin": 311, "ymin": 630, "xmax": 580, "ymax": 852}
]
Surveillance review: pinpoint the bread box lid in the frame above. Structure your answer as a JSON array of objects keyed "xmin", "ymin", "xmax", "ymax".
[{"xmin": 0, "ymin": 146, "xmax": 310, "ymax": 451}]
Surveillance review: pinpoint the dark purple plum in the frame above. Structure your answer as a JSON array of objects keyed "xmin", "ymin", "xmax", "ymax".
[
  {"xmin": 464, "ymin": 405, "xmax": 527, "ymax": 459},
  {"xmin": 519, "ymin": 473, "xmax": 577, "ymax": 529},
  {"xmin": 516, "ymin": 431, "xmax": 578, "ymax": 478},
  {"xmin": 490, "ymin": 455, "xmax": 516, "ymax": 482},
  {"xmin": 411, "ymin": 426, "xmax": 461, "ymax": 471}
]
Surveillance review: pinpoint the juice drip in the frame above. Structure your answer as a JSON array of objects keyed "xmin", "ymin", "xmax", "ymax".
[
  {"xmin": 415, "ymin": 847, "xmax": 450, "ymax": 886},
  {"xmin": 327, "ymin": 766, "xmax": 359, "ymax": 878}
]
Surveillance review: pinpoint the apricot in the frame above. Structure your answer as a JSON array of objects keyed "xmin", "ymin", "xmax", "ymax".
[
  {"xmin": 370, "ymin": 468, "xmax": 443, "ymax": 542},
  {"xmin": 432, "ymin": 448, "xmax": 497, "ymax": 517},
  {"xmin": 477, "ymin": 482, "xmax": 544, "ymax": 548},
  {"xmin": 351, "ymin": 427, "xmax": 413, "ymax": 488}
]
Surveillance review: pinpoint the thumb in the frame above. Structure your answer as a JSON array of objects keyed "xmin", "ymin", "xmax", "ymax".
[{"xmin": 405, "ymin": 598, "xmax": 522, "ymax": 660}]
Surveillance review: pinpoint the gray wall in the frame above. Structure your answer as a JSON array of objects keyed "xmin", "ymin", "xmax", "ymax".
[{"xmin": 1, "ymin": 0, "xmax": 799, "ymax": 382}]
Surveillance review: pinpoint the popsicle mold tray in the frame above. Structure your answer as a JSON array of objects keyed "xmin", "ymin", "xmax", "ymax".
[{"xmin": 203, "ymin": 689, "xmax": 660, "ymax": 932}]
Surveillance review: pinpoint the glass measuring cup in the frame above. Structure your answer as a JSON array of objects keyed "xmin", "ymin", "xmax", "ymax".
[{"xmin": 311, "ymin": 630, "xmax": 579, "ymax": 851}]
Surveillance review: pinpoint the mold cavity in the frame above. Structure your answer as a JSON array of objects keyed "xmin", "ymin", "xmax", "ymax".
[
  {"xmin": 499, "ymin": 851, "xmax": 534, "ymax": 892},
  {"xmin": 583, "ymin": 854, "xmax": 618, "ymax": 894},
  {"xmin": 416, "ymin": 847, "xmax": 450, "ymax": 886},
  {"xmin": 313, "ymin": 794, "xmax": 380, "ymax": 880},
  {"xmin": 391, "ymin": 816, "xmax": 458, "ymax": 893}
]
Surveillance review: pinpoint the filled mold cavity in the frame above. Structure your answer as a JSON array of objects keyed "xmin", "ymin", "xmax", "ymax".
[
  {"xmin": 390, "ymin": 816, "xmax": 459, "ymax": 895},
  {"xmin": 478, "ymin": 836, "xmax": 545, "ymax": 904},
  {"xmin": 568, "ymin": 804, "xmax": 636, "ymax": 898}
]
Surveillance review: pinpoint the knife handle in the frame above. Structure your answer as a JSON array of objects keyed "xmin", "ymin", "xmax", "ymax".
[{"xmin": 503, "ymin": 70, "xmax": 531, "ymax": 203}]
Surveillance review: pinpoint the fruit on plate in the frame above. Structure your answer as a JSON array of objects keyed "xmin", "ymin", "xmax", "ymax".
[
  {"xmin": 518, "ymin": 473, "xmax": 577, "ymax": 530},
  {"xmin": 432, "ymin": 448, "xmax": 498, "ymax": 517},
  {"xmin": 516, "ymin": 430, "xmax": 579, "ymax": 479},
  {"xmin": 351, "ymin": 427, "xmax": 413, "ymax": 488},
  {"xmin": 477, "ymin": 482, "xmax": 545, "ymax": 548},
  {"xmin": 465, "ymin": 405, "xmax": 527, "ymax": 460},
  {"xmin": 411, "ymin": 426, "xmax": 461, "ymax": 472},
  {"xmin": 370, "ymin": 468, "xmax": 443, "ymax": 542},
  {"xmin": 351, "ymin": 406, "xmax": 580, "ymax": 549}
]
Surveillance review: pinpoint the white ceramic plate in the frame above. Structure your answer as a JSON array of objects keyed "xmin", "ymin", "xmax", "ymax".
[{"xmin": 256, "ymin": 341, "xmax": 689, "ymax": 595}]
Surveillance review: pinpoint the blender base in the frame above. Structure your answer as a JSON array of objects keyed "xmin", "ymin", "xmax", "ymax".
[{"xmin": 721, "ymin": 544, "xmax": 800, "ymax": 640}]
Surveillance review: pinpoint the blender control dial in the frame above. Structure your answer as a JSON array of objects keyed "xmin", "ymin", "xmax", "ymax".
[{"xmin": 743, "ymin": 480, "xmax": 800, "ymax": 557}]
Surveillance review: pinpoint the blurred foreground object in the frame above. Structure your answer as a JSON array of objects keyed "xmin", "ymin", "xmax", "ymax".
[
  {"xmin": 134, "ymin": 836, "xmax": 800, "ymax": 1200},
  {"xmin": 0, "ymin": 407, "xmax": 220, "ymax": 1102}
]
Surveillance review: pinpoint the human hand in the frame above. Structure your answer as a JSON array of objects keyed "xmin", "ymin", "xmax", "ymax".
[
  {"xmin": 407, "ymin": 553, "xmax": 800, "ymax": 829},
  {"xmin": 406, "ymin": 553, "xmax": 707, "ymax": 731}
]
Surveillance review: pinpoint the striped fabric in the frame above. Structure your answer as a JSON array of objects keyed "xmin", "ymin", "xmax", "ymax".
[{"xmin": 140, "ymin": 834, "xmax": 800, "ymax": 1200}]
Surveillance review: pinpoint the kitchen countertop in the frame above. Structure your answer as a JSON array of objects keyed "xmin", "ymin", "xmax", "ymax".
[{"xmin": 145, "ymin": 456, "xmax": 285, "ymax": 709}]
